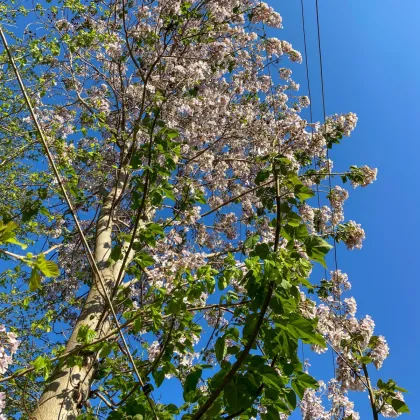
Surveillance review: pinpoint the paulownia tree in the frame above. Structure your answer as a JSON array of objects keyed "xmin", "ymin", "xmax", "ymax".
[{"xmin": 0, "ymin": 0, "xmax": 408, "ymax": 419}]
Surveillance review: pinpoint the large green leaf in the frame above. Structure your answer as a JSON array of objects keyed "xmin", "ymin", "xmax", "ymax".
[
  {"xmin": 391, "ymin": 398, "xmax": 410, "ymax": 414},
  {"xmin": 183, "ymin": 367, "xmax": 202, "ymax": 402},
  {"xmin": 0, "ymin": 221, "xmax": 27, "ymax": 248},
  {"xmin": 291, "ymin": 372, "xmax": 318, "ymax": 399},
  {"xmin": 29, "ymin": 268, "xmax": 41, "ymax": 292},
  {"xmin": 35, "ymin": 254, "xmax": 59, "ymax": 277},
  {"xmin": 285, "ymin": 314, "xmax": 326, "ymax": 348},
  {"xmin": 304, "ymin": 236, "xmax": 333, "ymax": 268},
  {"xmin": 215, "ymin": 336, "xmax": 227, "ymax": 362}
]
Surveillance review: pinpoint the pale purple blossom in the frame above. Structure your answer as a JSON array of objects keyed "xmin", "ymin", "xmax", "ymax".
[{"xmin": 371, "ymin": 335, "xmax": 389, "ymax": 369}]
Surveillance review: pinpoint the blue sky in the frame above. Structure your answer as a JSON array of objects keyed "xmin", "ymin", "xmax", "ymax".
[{"xmin": 266, "ymin": 0, "xmax": 420, "ymax": 417}]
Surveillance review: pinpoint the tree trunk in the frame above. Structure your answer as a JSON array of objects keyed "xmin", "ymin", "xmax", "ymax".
[
  {"xmin": 31, "ymin": 282, "xmax": 110, "ymax": 420},
  {"xmin": 31, "ymin": 182, "xmax": 123, "ymax": 419}
]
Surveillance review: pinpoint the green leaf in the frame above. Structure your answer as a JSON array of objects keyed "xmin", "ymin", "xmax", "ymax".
[
  {"xmin": 255, "ymin": 168, "xmax": 271, "ymax": 185},
  {"xmin": 135, "ymin": 252, "xmax": 155, "ymax": 269},
  {"xmin": 77, "ymin": 325, "xmax": 97, "ymax": 344},
  {"xmin": 287, "ymin": 212, "xmax": 302, "ymax": 227},
  {"xmin": 33, "ymin": 355, "xmax": 46, "ymax": 371},
  {"xmin": 304, "ymin": 236, "xmax": 333, "ymax": 268},
  {"xmin": 166, "ymin": 299, "xmax": 184, "ymax": 315},
  {"xmin": 35, "ymin": 254, "xmax": 59, "ymax": 277},
  {"xmin": 360, "ymin": 356, "xmax": 372, "ymax": 365},
  {"xmin": 286, "ymin": 314, "xmax": 326, "ymax": 348},
  {"xmin": 224, "ymin": 376, "xmax": 257, "ymax": 414},
  {"xmin": 215, "ymin": 336, "xmax": 227, "ymax": 362},
  {"xmin": 4, "ymin": 237, "xmax": 28, "ymax": 249},
  {"xmin": 98, "ymin": 343, "xmax": 113, "ymax": 358},
  {"xmin": 295, "ymin": 372, "xmax": 319, "ymax": 388},
  {"xmin": 224, "ymin": 381, "xmax": 240, "ymax": 413},
  {"xmin": 109, "ymin": 245, "xmax": 122, "ymax": 262},
  {"xmin": 183, "ymin": 367, "xmax": 202, "ymax": 401},
  {"xmin": 243, "ymin": 234, "xmax": 260, "ymax": 250},
  {"xmin": 252, "ymin": 243, "xmax": 271, "ymax": 259},
  {"xmin": 0, "ymin": 221, "xmax": 27, "ymax": 248},
  {"xmin": 152, "ymin": 369, "xmax": 165, "ymax": 388},
  {"xmin": 294, "ymin": 184, "xmax": 314, "ymax": 201},
  {"xmin": 291, "ymin": 372, "xmax": 318, "ymax": 399},
  {"xmin": 38, "ymin": 188, "xmax": 48, "ymax": 199},
  {"xmin": 29, "ymin": 269, "xmax": 41, "ymax": 292},
  {"xmin": 285, "ymin": 387, "xmax": 297, "ymax": 410},
  {"xmin": 32, "ymin": 355, "xmax": 51, "ymax": 380},
  {"xmin": 209, "ymin": 369, "xmax": 228, "ymax": 392},
  {"xmin": 166, "ymin": 129, "xmax": 179, "ymax": 139},
  {"xmin": 275, "ymin": 330, "xmax": 298, "ymax": 359},
  {"xmin": 22, "ymin": 200, "xmax": 42, "ymax": 222},
  {"xmin": 391, "ymin": 398, "xmax": 410, "ymax": 413},
  {"xmin": 259, "ymin": 365, "xmax": 285, "ymax": 391},
  {"xmin": 283, "ymin": 223, "xmax": 309, "ymax": 241}
]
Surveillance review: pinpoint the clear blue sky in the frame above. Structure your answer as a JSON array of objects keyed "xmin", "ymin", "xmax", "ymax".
[{"xmin": 266, "ymin": 0, "xmax": 420, "ymax": 417}]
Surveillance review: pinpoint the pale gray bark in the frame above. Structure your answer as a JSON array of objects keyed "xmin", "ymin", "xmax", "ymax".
[
  {"xmin": 31, "ymin": 283, "xmax": 110, "ymax": 420},
  {"xmin": 32, "ymin": 178, "xmax": 126, "ymax": 420}
]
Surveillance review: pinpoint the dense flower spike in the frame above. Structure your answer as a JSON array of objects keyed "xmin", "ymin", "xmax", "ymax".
[
  {"xmin": 0, "ymin": 392, "xmax": 5, "ymax": 420},
  {"xmin": 0, "ymin": 326, "xmax": 19, "ymax": 418},
  {"xmin": 0, "ymin": 325, "xmax": 19, "ymax": 375}
]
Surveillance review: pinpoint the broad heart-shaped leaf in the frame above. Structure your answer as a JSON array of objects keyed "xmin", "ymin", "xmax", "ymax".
[
  {"xmin": 32, "ymin": 355, "xmax": 50, "ymax": 380},
  {"xmin": 286, "ymin": 212, "xmax": 303, "ymax": 227},
  {"xmin": 0, "ymin": 220, "xmax": 17, "ymax": 236},
  {"xmin": 304, "ymin": 236, "xmax": 333, "ymax": 268},
  {"xmin": 29, "ymin": 268, "xmax": 41, "ymax": 292},
  {"xmin": 274, "ymin": 329, "xmax": 298, "ymax": 359},
  {"xmin": 165, "ymin": 128, "xmax": 179, "ymax": 139},
  {"xmin": 291, "ymin": 372, "xmax": 319, "ymax": 399},
  {"xmin": 285, "ymin": 387, "xmax": 297, "ymax": 410},
  {"xmin": 224, "ymin": 381, "xmax": 240, "ymax": 413},
  {"xmin": 22, "ymin": 199, "xmax": 42, "ymax": 222},
  {"xmin": 282, "ymin": 223, "xmax": 309, "ymax": 241},
  {"xmin": 391, "ymin": 398, "xmax": 410, "ymax": 413},
  {"xmin": 183, "ymin": 367, "xmax": 202, "ymax": 402},
  {"xmin": 3, "ymin": 237, "xmax": 27, "ymax": 249},
  {"xmin": 243, "ymin": 234, "xmax": 260, "ymax": 250},
  {"xmin": 284, "ymin": 314, "xmax": 326, "ymax": 348},
  {"xmin": 0, "ymin": 221, "xmax": 27, "ymax": 249},
  {"xmin": 134, "ymin": 251, "xmax": 155, "ymax": 269},
  {"xmin": 77, "ymin": 325, "xmax": 97, "ymax": 344},
  {"xmin": 293, "ymin": 183, "xmax": 315, "ymax": 201},
  {"xmin": 255, "ymin": 167, "xmax": 271, "ymax": 185},
  {"xmin": 215, "ymin": 336, "xmax": 227, "ymax": 362},
  {"xmin": 259, "ymin": 365, "xmax": 286, "ymax": 391},
  {"xmin": 224, "ymin": 375, "xmax": 258, "ymax": 415},
  {"xmin": 294, "ymin": 372, "xmax": 319, "ymax": 388},
  {"xmin": 109, "ymin": 244, "xmax": 122, "ymax": 262},
  {"xmin": 152, "ymin": 369, "xmax": 165, "ymax": 388},
  {"xmin": 252, "ymin": 242, "xmax": 271, "ymax": 259},
  {"xmin": 35, "ymin": 254, "xmax": 59, "ymax": 277},
  {"xmin": 32, "ymin": 355, "xmax": 47, "ymax": 371}
]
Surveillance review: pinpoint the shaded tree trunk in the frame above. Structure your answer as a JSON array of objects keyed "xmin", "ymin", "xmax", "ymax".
[
  {"xmin": 32, "ymin": 184, "xmax": 122, "ymax": 419},
  {"xmin": 31, "ymin": 283, "xmax": 110, "ymax": 420}
]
